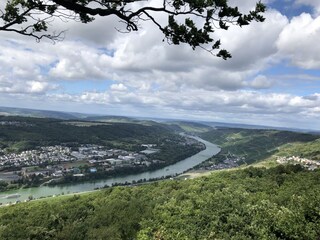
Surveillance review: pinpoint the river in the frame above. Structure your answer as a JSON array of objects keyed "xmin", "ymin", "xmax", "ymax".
[{"xmin": 0, "ymin": 136, "xmax": 220, "ymax": 205}]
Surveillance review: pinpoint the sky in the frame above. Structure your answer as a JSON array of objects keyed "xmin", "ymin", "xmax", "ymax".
[{"xmin": 1, "ymin": 0, "xmax": 320, "ymax": 130}]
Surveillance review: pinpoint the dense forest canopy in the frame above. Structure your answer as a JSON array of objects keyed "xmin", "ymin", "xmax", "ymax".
[
  {"xmin": 0, "ymin": 165, "xmax": 319, "ymax": 239},
  {"xmin": 0, "ymin": 0, "xmax": 265, "ymax": 59}
]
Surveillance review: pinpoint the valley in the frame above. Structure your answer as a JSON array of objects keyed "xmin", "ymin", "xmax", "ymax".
[{"xmin": 0, "ymin": 110, "xmax": 319, "ymax": 239}]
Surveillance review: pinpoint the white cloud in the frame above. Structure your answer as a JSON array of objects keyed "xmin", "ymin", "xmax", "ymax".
[
  {"xmin": 215, "ymin": 10, "xmax": 288, "ymax": 71},
  {"xmin": 48, "ymin": 41, "xmax": 114, "ymax": 80},
  {"xmin": 89, "ymin": 9, "xmax": 288, "ymax": 92},
  {"xmin": 0, "ymin": 41, "xmax": 54, "ymax": 81},
  {"xmin": 277, "ymin": 13, "xmax": 320, "ymax": 69},
  {"xmin": 110, "ymin": 83, "xmax": 128, "ymax": 91},
  {"xmin": 48, "ymin": 87, "xmax": 320, "ymax": 118},
  {"xmin": 249, "ymin": 75, "xmax": 274, "ymax": 89},
  {"xmin": 26, "ymin": 81, "xmax": 55, "ymax": 93},
  {"xmin": 0, "ymin": 80, "xmax": 57, "ymax": 94},
  {"xmin": 65, "ymin": 15, "xmax": 121, "ymax": 45},
  {"xmin": 36, "ymin": 86, "xmax": 320, "ymax": 129}
]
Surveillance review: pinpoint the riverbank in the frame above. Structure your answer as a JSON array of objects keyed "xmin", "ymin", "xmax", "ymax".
[
  {"xmin": 1, "ymin": 172, "xmax": 189, "ymax": 207},
  {"xmin": 0, "ymin": 136, "xmax": 220, "ymax": 205},
  {"xmin": 179, "ymin": 157, "xmax": 281, "ymax": 180}
]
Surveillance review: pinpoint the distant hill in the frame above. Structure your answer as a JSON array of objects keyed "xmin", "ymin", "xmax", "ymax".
[
  {"xmin": 84, "ymin": 115, "xmax": 136, "ymax": 123},
  {"xmin": 0, "ymin": 106, "xmax": 94, "ymax": 120},
  {"xmin": 202, "ymin": 121, "xmax": 319, "ymax": 134},
  {"xmin": 84, "ymin": 116, "xmax": 157, "ymax": 126},
  {"xmin": 0, "ymin": 115, "xmax": 173, "ymax": 152},
  {"xmin": 0, "ymin": 106, "xmax": 148, "ymax": 124},
  {"xmin": 1, "ymin": 106, "xmax": 318, "ymax": 134},
  {"xmin": 165, "ymin": 121, "xmax": 213, "ymax": 133}
]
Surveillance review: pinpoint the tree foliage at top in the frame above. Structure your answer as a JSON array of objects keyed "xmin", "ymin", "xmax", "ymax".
[{"xmin": 0, "ymin": 0, "xmax": 266, "ymax": 59}]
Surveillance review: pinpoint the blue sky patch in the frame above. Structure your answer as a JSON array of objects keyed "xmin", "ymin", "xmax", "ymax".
[{"xmin": 268, "ymin": 1, "xmax": 314, "ymax": 18}]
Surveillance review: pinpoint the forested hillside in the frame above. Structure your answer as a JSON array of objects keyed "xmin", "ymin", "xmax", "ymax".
[
  {"xmin": 200, "ymin": 128, "xmax": 319, "ymax": 165},
  {"xmin": 0, "ymin": 116, "xmax": 172, "ymax": 152},
  {"xmin": 0, "ymin": 165, "xmax": 319, "ymax": 239}
]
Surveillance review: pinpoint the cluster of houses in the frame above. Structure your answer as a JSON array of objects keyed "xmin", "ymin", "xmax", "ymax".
[
  {"xmin": 0, "ymin": 144, "xmax": 163, "ymax": 178},
  {"xmin": 0, "ymin": 145, "xmax": 75, "ymax": 168},
  {"xmin": 202, "ymin": 152, "xmax": 243, "ymax": 171},
  {"xmin": 0, "ymin": 121, "xmax": 34, "ymax": 127},
  {"xmin": 277, "ymin": 156, "xmax": 320, "ymax": 170}
]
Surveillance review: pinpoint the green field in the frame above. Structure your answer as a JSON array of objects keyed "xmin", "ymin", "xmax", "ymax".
[
  {"xmin": 275, "ymin": 139, "xmax": 320, "ymax": 160},
  {"xmin": 167, "ymin": 121, "xmax": 213, "ymax": 133}
]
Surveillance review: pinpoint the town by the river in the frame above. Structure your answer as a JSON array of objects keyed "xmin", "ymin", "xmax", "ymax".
[{"xmin": 0, "ymin": 136, "xmax": 220, "ymax": 205}]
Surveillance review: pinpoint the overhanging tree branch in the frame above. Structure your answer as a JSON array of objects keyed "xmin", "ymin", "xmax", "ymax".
[{"xmin": 0, "ymin": 0, "xmax": 266, "ymax": 59}]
